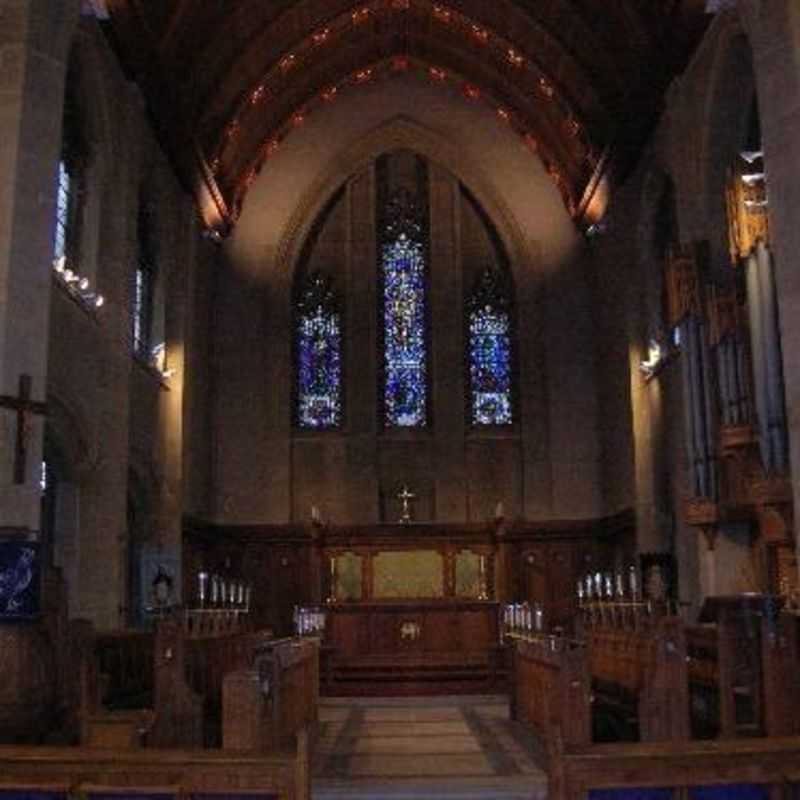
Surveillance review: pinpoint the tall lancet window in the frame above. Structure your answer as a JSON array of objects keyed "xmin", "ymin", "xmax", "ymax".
[
  {"xmin": 295, "ymin": 272, "xmax": 342, "ymax": 429},
  {"xmin": 132, "ymin": 200, "xmax": 157, "ymax": 360},
  {"xmin": 380, "ymin": 189, "xmax": 428, "ymax": 427},
  {"xmin": 53, "ymin": 161, "xmax": 73, "ymax": 262},
  {"xmin": 468, "ymin": 267, "xmax": 513, "ymax": 426},
  {"xmin": 53, "ymin": 81, "xmax": 85, "ymax": 266}
]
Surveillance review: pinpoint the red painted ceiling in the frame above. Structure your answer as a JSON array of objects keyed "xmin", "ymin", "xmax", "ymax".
[{"xmin": 102, "ymin": 0, "xmax": 709, "ymax": 234}]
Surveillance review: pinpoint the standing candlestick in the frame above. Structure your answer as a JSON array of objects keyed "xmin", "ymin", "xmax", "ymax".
[
  {"xmin": 327, "ymin": 555, "xmax": 337, "ymax": 604},
  {"xmin": 629, "ymin": 564, "xmax": 638, "ymax": 600},
  {"xmin": 478, "ymin": 555, "xmax": 488, "ymax": 600},
  {"xmin": 198, "ymin": 571, "xmax": 208, "ymax": 608}
]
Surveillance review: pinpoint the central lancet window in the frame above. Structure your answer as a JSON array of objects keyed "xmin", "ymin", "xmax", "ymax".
[
  {"xmin": 380, "ymin": 186, "xmax": 429, "ymax": 428},
  {"xmin": 295, "ymin": 272, "xmax": 342, "ymax": 429}
]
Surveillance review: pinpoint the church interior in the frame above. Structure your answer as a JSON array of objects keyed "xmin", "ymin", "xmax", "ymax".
[{"xmin": 2, "ymin": 0, "xmax": 800, "ymax": 798}]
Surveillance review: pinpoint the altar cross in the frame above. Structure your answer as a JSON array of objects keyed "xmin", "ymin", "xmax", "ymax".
[
  {"xmin": 0, "ymin": 375, "xmax": 47, "ymax": 484},
  {"xmin": 397, "ymin": 483, "xmax": 417, "ymax": 524}
]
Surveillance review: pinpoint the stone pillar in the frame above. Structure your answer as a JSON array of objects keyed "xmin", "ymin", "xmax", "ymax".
[
  {"xmin": 740, "ymin": 0, "xmax": 800, "ymax": 573},
  {"xmin": 0, "ymin": 0, "xmax": 79, "ymax": 531},
  {"xmin": 429, "ymin": 165, "xmax": 466, "ymax": 521}
]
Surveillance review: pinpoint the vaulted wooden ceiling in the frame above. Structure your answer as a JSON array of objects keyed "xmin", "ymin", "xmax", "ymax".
[{"xmin": 101, "ymin": 0, "xmax": 708, "ymax": 235}]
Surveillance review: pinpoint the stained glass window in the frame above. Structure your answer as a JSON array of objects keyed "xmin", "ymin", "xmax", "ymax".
[
  {"xmin": 469, "ymin": 267, "xmax": 513, "ymax": 426},
  {"xmin": 53, "ymin": 161, "xmax": 72, "ymax": 262},
  {"xmin": 381, "ymin": 191, "xmax": 428, "ymax": 427},
  {"xmin": 296, "ymin": 272, "xmax": 342, "ymax": 429},
  {"xmin": 54, "ymin": 78, "xmax": 85, "ymax": 266},
  {"xmin": 132, "ymin": 201, "xmax": 156, "ymax": 360}
]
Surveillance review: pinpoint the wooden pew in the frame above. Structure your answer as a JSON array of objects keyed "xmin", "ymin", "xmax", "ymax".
[
  {"xmin": 71, "ymin": 621, "xmax": 156, "ymax": 749},
  {"xmin": 588, "ymin": 615, "xmax": 689, "ymax": 742},
  {"xmin": 0, "ymin": 741, "xmax": 308, "ymax": 800},
  {"xmin": 687, "ymin": 602, "xmax": 800, "ymax": 739},
  {"xmin": 549, "ymin": 735, "xmax": 800, "ymax": 800},
  {"xmin": 94, "ymin": 630, "xmax": 155, "ymax": 711},
  {"xmin": 222, "ymin": 637, "xmax": 319, "ymax": 753},
  {"xmin": 76, "ymin": 619, "xmax": 273, "ymax": 748},
  {"xmin": 510, "ymin": 635, "xmax": 591, "ymax": 766},
  {"xmin": 184, "ymin": 627, "xmax": 274, "ymax": 746}
]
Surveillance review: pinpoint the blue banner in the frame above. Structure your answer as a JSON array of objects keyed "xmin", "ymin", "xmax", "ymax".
[
  {"xmin": 0, "ymin": 791, "xmax": 66, "ymax": 800},
  {"xmin": 0, "ymin": 541, "xmax": 41, "ymax": 619}
]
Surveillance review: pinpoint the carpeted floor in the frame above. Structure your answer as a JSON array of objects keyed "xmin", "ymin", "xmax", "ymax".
[{"xmin": 313, "ymin": 695, "xmax": 548, "ymax": 800}]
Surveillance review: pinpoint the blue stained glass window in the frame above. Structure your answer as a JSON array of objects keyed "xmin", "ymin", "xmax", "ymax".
[
  {"xmin": 381, "ymin": 193, "xmax": 428, "ymax": 428},
  {"xmin": 53, "ymin": 160, "xmax": 72, "ymax": 262},
  {"xmin": 469, "ymin": 267, "xmax": 513, "ymax": 426},
  {"xmin": 296, "ymin": 272, "xmax": 342, "ymax": 429}
]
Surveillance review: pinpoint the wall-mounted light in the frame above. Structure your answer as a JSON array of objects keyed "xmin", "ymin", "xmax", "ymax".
[
  {"xmin": 52, "ymin": 256, "xmax": 105, "ymax": 310},
  {"xmin": 151, "ymin": 342, "xmax": 176, "ymax": 380},
  {"xmin": 639, "ymin": 332, "xmax": 678, "ymax": 381}
]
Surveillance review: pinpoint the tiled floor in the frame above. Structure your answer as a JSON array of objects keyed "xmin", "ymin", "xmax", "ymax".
[{"xmin": 313, "ymin": 696, "xmax": 548, "ymax": 799}]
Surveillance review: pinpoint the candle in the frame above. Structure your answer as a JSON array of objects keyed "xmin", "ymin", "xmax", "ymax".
[
  {"xmin": 198, "ymin": 571, "xmax": 208, "ymax": 606},
  {"xmin": 629, "ymin": 565, "xmax": 638, "ymax": 598},
  {"xmin": 615, "ymin": 571, "xmax": 624, "ymax": 598}
]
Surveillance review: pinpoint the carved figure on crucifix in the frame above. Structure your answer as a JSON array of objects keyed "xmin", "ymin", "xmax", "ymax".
[{"xmin": 396, "ymin": 484, "xmax": 417, "ymax": 524}]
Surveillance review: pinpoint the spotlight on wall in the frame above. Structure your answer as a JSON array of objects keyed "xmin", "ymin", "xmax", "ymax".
[
  {"xmin": 52, "ymin": 257, "xmax": 105, "ymax": 314},
  {"xmin": 202, "ymin": 227, "xmax": 224, "ymax": 244},
  {"xmin": 639, "ymin": 332, "xmax": 678, "ymax": 381}
]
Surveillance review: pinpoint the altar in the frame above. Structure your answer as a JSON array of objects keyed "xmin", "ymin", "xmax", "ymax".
[{"xmin": 320, "ymin": 599, "xmax": 502, "ymax": 695}]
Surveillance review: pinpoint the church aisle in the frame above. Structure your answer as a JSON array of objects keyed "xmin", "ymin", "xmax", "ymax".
[{"xmin": 312, "ymin": 695, "xmax": 547, "ymax": 800}]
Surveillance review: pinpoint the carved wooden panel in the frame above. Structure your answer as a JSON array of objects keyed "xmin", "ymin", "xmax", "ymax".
[{"xmin": 323, "ymin": 601, "xmax": 500, "ymax": 694}]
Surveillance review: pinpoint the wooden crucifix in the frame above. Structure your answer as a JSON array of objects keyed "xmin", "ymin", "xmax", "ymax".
[{"xmin": 0, "ymin": 375, "xmax": 47, "ymax": 484}]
